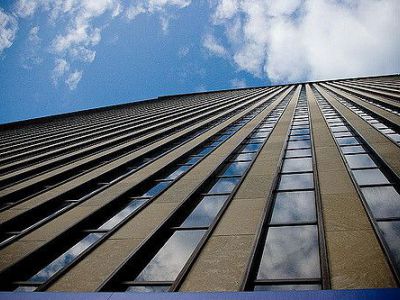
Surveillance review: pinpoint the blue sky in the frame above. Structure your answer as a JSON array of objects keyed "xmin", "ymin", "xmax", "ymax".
[{"xmin": 0, "ymin": 0, "xmax": 399, "ymax": 125}]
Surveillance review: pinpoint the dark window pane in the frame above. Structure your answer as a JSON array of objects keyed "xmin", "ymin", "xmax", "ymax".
[
  {"xmin": 181, "ymin": 195, "xmax": 228, "ymax": 227},
  {"xmin": 242, "ymin": 143, "xmax": 262, "ymax": 152},
  {"xmin": 270, "ymin": 191, "xmax": 316, "ymax": 224},
  {"xmin": 184, "ymin": 156, "xmax": 201, "ymax": 165},
  {"xmin": 285, "ymin": 149, "xmax": 312, "ymax": 158},
  {"xmin": 142, "ymin": 181, "xmax": 172, "ymax": 198},
  {"xmin": 257, "ymin": 225, "xmax": 320, "ymax": 280},
  {"xmin": 196, "ymin": 147, "xmax": 214, "ymax": 156},
  {"xmin": 282, "ymin": 158, "xmax": 313, "ymax": 173},
  {"xmin": 254, "ymin": 284, "xmax": 321, "ymax": 291},
  {"xmin": 337, "ymin": 137, "xmax": 360, "ymax": 146},
  {"xmin": 98, "ymin": 199, "xmax": 147, "ymax": 230},
  {"xmin": 341, "ymin": 146, "xmax": 366, "ymax": 154},
  {"xmin": 223, "ymin": 161, "xmax": 251, "ymax": 176},
  {"xmin": 278, "ymin": 174, "xmax": 314, "ymax": 190},
  {"xmin": 165, "ymin": 166, "xmax": 191, "ymax": 180},
  {"xmin": 126, "ymin": 285, "xmax": 170, "ymax": 292},
  {"xmin": 345, "ymin": 154, "xmax": 376, "ymax": 169},
  {"xmin": 234, "ymin": 153, "xmax": 256, "ymax": 161},
  {"xmin": 208, "ymin": 177, "xmax": 241, "ymax": 194},
  {"xmin": 287, "ymin": 140, "xmax": 311, "ymax": 149},
  {"xmin": 378, "ymin": 221, "xmax": 400, "ymax": 271},
  {"xmin": 29, "ymin": 233, "xmax": 105, "ymax": 283},
  {"xmin": 361, "ymin": 186, "xmax": 400, "ymax": 218},
  {"xmin": 134, "ymin": 230, "xmax": 205, "ymax": 282},
  {"xmin": 353, "ymin": 169, "xmax": 389, "ymax": 186}
]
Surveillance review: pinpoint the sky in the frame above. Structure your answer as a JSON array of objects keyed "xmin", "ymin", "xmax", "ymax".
[{"xmin": 0, "ymin": 0, "xmax": 399, "ymax": 125}]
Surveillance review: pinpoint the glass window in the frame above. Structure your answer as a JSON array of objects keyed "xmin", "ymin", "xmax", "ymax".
[
  {"xmin": 287, "ymin": 140, "xmax": 311, "ymax": 149},
  {"xmin": 291, "ymin": 129, "xmax": 310, "ymax": 136},
  {"xmin": 285, "ymin": 149, "xmax": 312, "ymax": 158},
  {"xmin": 134, "ymin": 230, "xmax": 206, "ymax": 282},
  {"xmin": 341, "ymin": 146, "xmax": 366, "ymax": 154},
  {"xmin": 234, "ymin": 152, "xmax": 256, "ymax": 161},
  {"xmin": 181, "ymin": 195, "xmax": 228, "ymax": 227},
  {"xmin": 337, "ymin": 137, "xmax": 360, "ymax": 146},
  {"xmin": 388, "ymin": 133, "xmax": 400, "ymax": 142},
  {"xmin": 247, "ymin": 138, "xmax": 265, "ymax": 144},
  {"xmin": 223, "ymin": 161, "xmax": 251, "ymax": 176},
  {"xmin": 254, "ymin": 284, "xmax": 321, "ymax": 291},
  {"xmin": 270, "ymin": 191, "xmax": 316, "ymax": 224},
  {"xmin": 253, "ymin": 132, "xmax": 269, "ymax": 138},
  {"xmin": 184, "ymin": 156, "xmax": 201, "ymax": 165},
  {"xmin": 333, "ymin": 132, "xmax": 353, "ymax": 138},
  {"xmin": 142, "ymin": 181, "xmax": 172, "ymax": 198},
  {"xmin": 165, "ymin": 166, "xmax": 191, "ymax": 180},
  {"xmin": 242, "ymin": 143, "xmax": 262, "ymax": 153},
  {"xmin": 353, "ymin": 169, "xmax": 390, "ymax": 186},
  {"xmin": 378, "ymin": 221, "xmax": 400, "ymax": 270},
  {"xmin": 208, "ymin": 177, "xmax": 241, "ymax": 194},
  {"xmin": 282, "ymin": 158, "xmax": 313, "ymax": 173},
  {"xmin": 29, "ymin": 233, "xmax": 105, "ymax": 283},
  {"xmin": 331, "ymin": 126, "xmax": 348, "ymax": 132},
  {"xmin": 256, "ymin": 226, "xmax": 320, "ymax": 280},
  {"xmin": 98, "ymin": 200, "xmax": 147, "ymax": 230},
  {"xmin": 196, "ymin": 147, "xmax": 214, "ymax": 157},
  {"xmin": 126, "ymin": 285, "xmax": 170, "ymax": 292},
  {"xmin": 345, "ymin": 154, "xmax": 376, "ymax": 169},
  {"xmin": 278, "ymin": 174, "xmax": 314, "ymax": 191},
  {"xmin": 289, "ymin": 135, "xmax": 310, "ymax": 141},
  {"xmin": 361, "ymin": 186, "xmax": 400, "ymax": 219},
  {"xmin": 14, "ymin": 286, "xmax": 38, "ymax": 292}
]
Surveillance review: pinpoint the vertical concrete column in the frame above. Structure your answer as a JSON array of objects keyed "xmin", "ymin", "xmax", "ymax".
[
  {"xmin": 179, "ymin": 86, "xmax": 301, "ymax": 291},
  {"xmin": 306, "ymin": 84, "xmax": 396, "ymax": 289}
]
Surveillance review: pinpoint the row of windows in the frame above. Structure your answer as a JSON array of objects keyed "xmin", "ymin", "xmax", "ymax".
[
  {"xmin": 313, "ymin": 87, "xmax": 400, "ymax": 280},
  {"xmin": 0, "ymin": 86, "xmax": 269, "ymax": 177},
  {"xmin": 321, "ymin": 86, "xmax": 400, "ymax": 144},
  {"xmin": 7, "ymin": 88, "xmax": 293, "ymax": 292},
  {"xmin": 1, "ymin": 87, "xmax": 263, "ymax": 163},
  {"xmin": 248, "ymin": 87, "xmax": 325, "ymax": 291},
  {"xmin": 0, "ymin": 88, "xmax": 285, "ymax": 247},
  {"xmin": 101, "ymin": 88, "xmax": 295, "ymax": 293}
]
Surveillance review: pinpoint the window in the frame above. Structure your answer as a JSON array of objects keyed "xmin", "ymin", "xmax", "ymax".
[
  {"xmin": 278, "ymin": 174, "xmax": 314, "ymax": 190},
  {"xmin": 352, "ymin": 169, "xmax": 390, "ymax": 186},
  {"xmin": 282, "ymin": 158, "xmax": 313, "ymax": 173},
  {"xmin": 208, "ymin": 177, "xmax": 241, "ymax": 194},
  {"xmin": 345, "ymin": 154, "xmax": 377, "ymax": 169}
]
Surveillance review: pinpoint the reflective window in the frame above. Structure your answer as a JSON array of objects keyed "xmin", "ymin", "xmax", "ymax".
[
  {"xmin": 337, "ymin": 137, "xmax": 360, "ymax": 146},
  {"xmin": 181, "ymin": 195, "xmax": 228, "ymax": 227},
  {"xmin": 234, "ymin": 153, "xmax": 256, "ymax": 161},
  {"xmin": 126, "ymin": 285, "xmax": 170, "ymax": 293},
  {"xmin": 378, "ymin": 221, "xmax": 400, "ymax": 270},
  {"xmin": 345, "ymin": 154, "xmax": 376, "ymax": 169},
  {"xmin": 278, "ymin": 174, "xmax": 314, "ymax": 190},
  {"xmin": 29, "ymin": 233, "xmax": 105, "ymax": 283},
  {"xmin": 134, "ymin": 230, "xmax": 205, "ymax": 282},
  {"xmin": 184, "ymin": 156, "xmax": 201, "ymax": 165},
  {"xmin": 341, "ymin": 146, "xmax": 366, "ymax": 154},
  {"xmin": 223, "ymin": 162, "xmax": 251, "ymax": 176},
  {"xmin": 208, "ymin": 177, "xmax": 241, "ymax": 194},
  {"xmin": 291, "ymin": 129, "xmax": 310, "ymax": 135},
  {"xmin": 196, "ymin": 147, "xmax": 213, "ymax": 156},
  {"xmin": 361, "ymin": 186, "xmax": 400, "ymax": 219},
  {"xmin": 14, "ymin": 286, "xmax": 38, "ymax": 292},
  {"xmin": 254, "ymin": 132, "xmax": 269, "ymax": 138},
  {"xmin": 165, "ymin": 166, "xmax": 191, "ymax": 180},
  {"xmin": 287, "ymin": 140, "xmax": 311, "ymax": 149},
  {"xmin": 242, "ymin": 143, "xmax": 262, "ymax": 152},
  {"xmin": 333, "ymin": 132, "xmax": 353, "ymax": 138},
  {"xmin": 282, "ymin": 158, "xmax": 313, "ymax": 173},
  {"xmin": 285, "ymin": 149, "xmax": 312, "ymax": 158},
  {"xmin": 270, "ymin": 191, "xmax": 316, "ymax": 224},
  {"xmin": 331, "ymin": 126, "xmax": 348, "ymax": 132},
  {"xmin": 142, "ymin": 181, "xmax": 172, "ymax": 198},
  {"xmin": 98, "ymin": 200, "xmax": 147, "ymax": 230},
  {"xmin": 352, "ymin": 169, "xmax": 390, "ymax": 186},
  {"xmin": 256, "ymin": 226, "xmax": 320, "ymax": 279}
]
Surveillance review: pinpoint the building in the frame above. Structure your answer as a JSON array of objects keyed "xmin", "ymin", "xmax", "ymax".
[{"xmin": 0, "ymin": 75, "xmax": 399, "ymax": 298}]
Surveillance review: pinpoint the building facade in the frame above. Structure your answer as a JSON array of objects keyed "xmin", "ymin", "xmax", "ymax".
[{"xmin": 0, "ymin": 75, "xmax": 399, "ymax": 296}]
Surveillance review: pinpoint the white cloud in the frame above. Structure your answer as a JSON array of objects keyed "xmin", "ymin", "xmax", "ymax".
[
  {"xmin": 52, "ymin": 58, "xmax": 70, "ymax": 84},
  {"xmin": 22, "ymin": 25, "xmax": 42, "ymax": 68},
  {"xmin": 28, "ymin": 26, "xmax": 40, "ymax": 43},
  {"xmin": 0, "ymin": 8, "xmax": 18, "ymax": 55},
  {"xmin": 230, "ymin": 78, "xmax": 246, "ymax": 88},
  {"xmin": 178, "ymin": 46, "xmax": 190, "ymax": 57},
  {"xmin": 125, "ymin": 0, "xmax": 191, "ymax": 32},
  {"xmin": 208, "ymin": 0, "xmax": 400, "ymax": 83},
  {"xmin": 203, "ymin": 33, "xmax": 228, "ymax": 57},
  {"xmin": 66, "ymin": 70, "xmax": 83, "ymax": 90}
]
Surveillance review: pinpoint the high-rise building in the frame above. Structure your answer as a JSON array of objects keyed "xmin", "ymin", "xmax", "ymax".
[{"xmin": 0, "ymin": 75, "xmax": 399, "ymax": 298}]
